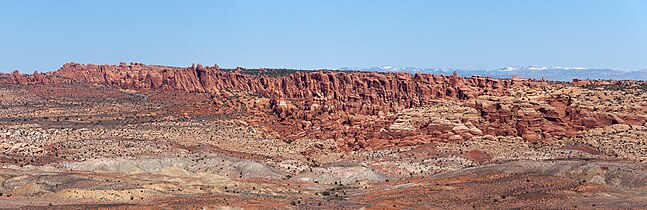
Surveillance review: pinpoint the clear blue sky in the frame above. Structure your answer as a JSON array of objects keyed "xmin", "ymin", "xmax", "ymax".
[{"xmin": 1, "ymin": 0, "xmax": 646, "ymax": 73}]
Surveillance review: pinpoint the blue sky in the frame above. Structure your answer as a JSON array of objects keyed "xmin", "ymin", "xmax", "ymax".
[{"xmin": 1, "ymin": 0, "xmax": 646, "ymax": 73}]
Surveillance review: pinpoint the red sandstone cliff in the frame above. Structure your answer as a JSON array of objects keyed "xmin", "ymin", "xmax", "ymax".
[{"xmin": 5, "ymin": 62, "xmax": 644, "ymax": 150}]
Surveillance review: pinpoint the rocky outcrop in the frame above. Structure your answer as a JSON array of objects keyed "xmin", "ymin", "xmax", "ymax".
[
  {"xmin": 5, "ymin": 62, "xmax": 540, "ymax": 97},
  {"xmin": 5, "ymin": 62, "xmax": 644, "ymax": 150}
]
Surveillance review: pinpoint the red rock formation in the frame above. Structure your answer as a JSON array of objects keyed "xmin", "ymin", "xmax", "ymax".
[
  {"xmin": 5, "ymin": 62, "xmax": 643, "ymax": 150},
  {"xmin": 6, "ymin": 62, "xmax": 534, "ymax": 105}
]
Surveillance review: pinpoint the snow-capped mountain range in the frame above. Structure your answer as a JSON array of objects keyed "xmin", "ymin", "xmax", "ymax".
[{"xmin": 338, "ymin": 66, "xmax": 647, "ymax": 81}]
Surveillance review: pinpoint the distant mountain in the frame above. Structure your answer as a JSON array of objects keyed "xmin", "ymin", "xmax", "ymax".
[{"xmin": 339, "ymin": 66, "xmax": 647, "ymax": 81}]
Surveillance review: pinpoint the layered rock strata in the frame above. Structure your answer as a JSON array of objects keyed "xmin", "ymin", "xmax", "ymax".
[{"xmin": 5, "ymin": 63, "xmax": 644, "ymax": 150}]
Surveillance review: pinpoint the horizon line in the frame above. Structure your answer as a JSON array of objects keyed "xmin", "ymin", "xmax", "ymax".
[{"xmin": 2, "ymin": 61, "xmax": 646, "ymax": 74}]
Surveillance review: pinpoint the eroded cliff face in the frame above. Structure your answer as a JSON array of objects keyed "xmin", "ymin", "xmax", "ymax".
[
  {"xmin": 5, "ymin": 62, "xmax": 645, "ymax": 150},
  {"xmin": 11, "ymin": 62, "xmax": 523, "ymax": 98}
]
